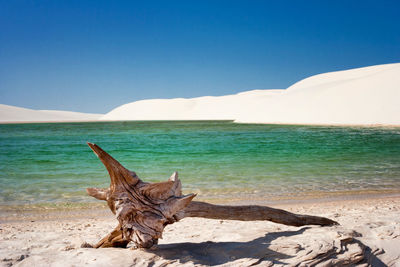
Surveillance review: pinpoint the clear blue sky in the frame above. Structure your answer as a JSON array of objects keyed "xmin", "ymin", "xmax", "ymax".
[{"xmin": 1, "ymin": 0, "xmax": 399, "ymax": 113}]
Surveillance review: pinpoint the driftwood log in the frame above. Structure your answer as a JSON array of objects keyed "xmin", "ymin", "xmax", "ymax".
[{"xmin": 85, "ymin": 142, "xmax": 338, "ymax": 249}]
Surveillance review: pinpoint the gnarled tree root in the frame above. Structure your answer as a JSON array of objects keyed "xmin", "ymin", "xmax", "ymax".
[{"xmin": 85, "ymin": 142, "xmax": 338, "ymax": 249}]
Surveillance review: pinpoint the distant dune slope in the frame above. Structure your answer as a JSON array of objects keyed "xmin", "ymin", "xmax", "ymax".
[
  {"xmin": 2, "ymin": 63, "xmax": 399, "ymax": 125},
  {"xmin": 0, "ymin": 104, "xmax": 102, "ymax": 123},
  {"xmin": 235, "ymin": 63, "xmax": 400, "ymax": 125},
  {"xmin": 102, "ymin": 63, "xmax": 400, "ymax": 125},
  {"xmin": 101, "ymin": 89, "xmax": 283, "ymax": 121}
]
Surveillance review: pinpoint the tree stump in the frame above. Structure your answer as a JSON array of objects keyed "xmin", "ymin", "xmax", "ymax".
[{"xmin": 85, "ymin": 142, "xmax": 338, "ymax": 249}]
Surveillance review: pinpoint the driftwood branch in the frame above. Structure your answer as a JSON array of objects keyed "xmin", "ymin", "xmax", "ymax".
[
  {"xmin": 182, "ymin": 201, "xmax": 337, "ymax": 227},
  {"xmin": 85, "ymin": 142, "xmax": 338, "ymax": 249}
]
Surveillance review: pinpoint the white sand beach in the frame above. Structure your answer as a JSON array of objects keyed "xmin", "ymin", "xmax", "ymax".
[
  {"xmin": 1, "ymin": 195, "xmax": 399, "ymax": 266},
  {"xmin": 1, "ymin": 63, "xmax": 399, "ymax": 265},
  {"xmin": 2, "ymin": 1, "xmax": 399, "ymax": 266}
]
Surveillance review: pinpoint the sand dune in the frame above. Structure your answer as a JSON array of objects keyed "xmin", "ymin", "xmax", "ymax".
[
  {"xmin": 0, "ymin": 104, "xmax": 102, "ymax": 123},
  {"xmin": 101, "ymin": 89, "xmax": 283, "ymax": 121},
  {"xmin": 102, "ymin": 63, "xmax": 400, "ymax": 125},
  {"xmin": 2, "ymin": 63, "xmax": 399, "ymax": 125},
  {"xmin": 236, "ymin": 63, "xmax": 400, "ymax": 125}
]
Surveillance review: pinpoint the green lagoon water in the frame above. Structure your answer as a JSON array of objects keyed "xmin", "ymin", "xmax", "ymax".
[{"xmin": 1, "ymin": 121, "xmax": 400, "ymax": 207}]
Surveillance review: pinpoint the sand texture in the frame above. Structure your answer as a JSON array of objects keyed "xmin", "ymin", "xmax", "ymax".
[{"xmin": 1, "ymin": 196, "xmax": 399, "ymax": 266}]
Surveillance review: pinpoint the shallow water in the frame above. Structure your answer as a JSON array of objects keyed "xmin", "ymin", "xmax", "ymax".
[{"xmin": 0, "ymin": 121, "xmax": 399, "ymax": 207}]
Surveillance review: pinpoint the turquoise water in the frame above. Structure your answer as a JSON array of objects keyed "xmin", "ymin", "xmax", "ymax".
[{"xmin": 0, "ymin": 121, "xmax": 400, "ymax": 207}]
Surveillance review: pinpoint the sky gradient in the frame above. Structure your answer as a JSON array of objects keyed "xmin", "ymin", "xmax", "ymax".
[{"xmin": 1, "ymin": 0, "xmax": 399, "ymax": 113}]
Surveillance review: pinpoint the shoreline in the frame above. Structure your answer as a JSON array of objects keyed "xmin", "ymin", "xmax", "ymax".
[
  {"xmin": 2, "ymin": 191, "xmax": 399, "ymax": 223},
  {"xmin": 1, "ymin": 119, "xmax": 400, "ymax": 128}
]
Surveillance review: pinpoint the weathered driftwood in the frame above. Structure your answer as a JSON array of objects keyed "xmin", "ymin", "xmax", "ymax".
[{"xmin": 86, "ymin": 142, "xmax": 338, "ymax": 249}]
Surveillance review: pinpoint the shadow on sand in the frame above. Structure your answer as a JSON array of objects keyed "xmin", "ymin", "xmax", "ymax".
[
  {"xmin": 152, "ymin": 226, "xmax": 388, "ymax": 266},
  {"xmin": 153, "ymin": 227, "xmax": 309, "ymax": 266}
]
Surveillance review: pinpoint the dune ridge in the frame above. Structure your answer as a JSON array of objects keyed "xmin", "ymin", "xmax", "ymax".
[
  {"xmin": 1, "ymin": 63, "xmax": 399, "ymax": 125},
  {"xmin": 236, "ymin": 63, "xmax": 400, "ymax": 125},
  {"xmin": 101, "ymin": 63, "xmax": 400, "ymax": 126},
  {"xmin": 100, "ymin": 89, "xmax": 283, "ymax": 121}
]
